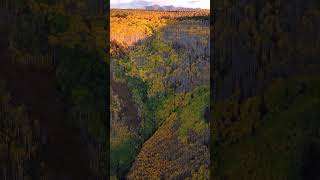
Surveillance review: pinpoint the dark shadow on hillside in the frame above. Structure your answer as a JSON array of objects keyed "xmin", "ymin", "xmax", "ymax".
[
  {"xmin": 111, "ymin": 15, "xmax": 210, "ymax": 128},
  {"xmin": 175, "ymin": 15, "xmax": 210, "ymax": 21},
  {"xmin": 110, "ymin": 15, "xmax": 210, "ymax": 178}
]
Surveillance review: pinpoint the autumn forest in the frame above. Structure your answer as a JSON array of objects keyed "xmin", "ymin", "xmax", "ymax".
[
  {"xmin": 110, "ymin": 9, "xmax": 210, "ymax": 179},
  {"xmin": 0, "ymin": 0, "xmax": 319, "ymax": 180}
]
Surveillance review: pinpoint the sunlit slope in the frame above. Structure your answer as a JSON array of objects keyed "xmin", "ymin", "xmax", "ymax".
[
  {"xmin": 110, "ymin": 10, "xmax": 209, "ymax": 53},
  {"xmin": 128, "ymin": 86, "xmax": 210, "ymax": 179}
]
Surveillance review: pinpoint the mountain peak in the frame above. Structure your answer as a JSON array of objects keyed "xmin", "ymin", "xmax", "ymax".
[{"xmin": 145, "ymin": 4, "xmax": 201, "ymax": 11}]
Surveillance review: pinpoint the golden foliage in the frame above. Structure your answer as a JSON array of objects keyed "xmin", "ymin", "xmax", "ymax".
[{"xmin": 110, "ymin": 9, "xmax": 209, "ymax": 52}]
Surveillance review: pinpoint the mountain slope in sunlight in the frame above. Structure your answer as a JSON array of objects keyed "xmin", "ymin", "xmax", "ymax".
[{"xmin": 128, "ymin": 86, "xmax": 210, "ymax": 179}]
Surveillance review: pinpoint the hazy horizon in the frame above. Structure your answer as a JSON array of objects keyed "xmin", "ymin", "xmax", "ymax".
[{"xmin": 110, "ymin": 0, "xmax": 210, "ymax": 10}]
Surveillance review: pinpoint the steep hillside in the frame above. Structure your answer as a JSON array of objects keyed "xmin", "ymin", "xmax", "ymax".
[
  {"xmin": 110, "ymin": 9, "xmax": 209, "ymax": 50},
  {"xmin": 110, "ymin": 10, "xmax": 210, "ymax": 179},
  {"xmin": 128, "ymin": 86, "xmax": 210, "ymax": 179}
]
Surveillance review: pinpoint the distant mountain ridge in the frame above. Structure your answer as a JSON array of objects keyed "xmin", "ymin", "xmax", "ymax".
[{"xmin": 145, "ymin": 4, "xmax": 201, "ymax": 11}]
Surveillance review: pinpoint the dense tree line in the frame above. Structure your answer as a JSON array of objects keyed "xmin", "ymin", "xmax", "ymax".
[{"xmin": 110, "ymin": 9, "xmax": 209, "ymax": 51}]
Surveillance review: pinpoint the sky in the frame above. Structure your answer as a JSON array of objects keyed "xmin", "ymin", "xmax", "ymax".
[{"xmin": 110, "ymin": 0, "xmax": 210, "ymax": 9}]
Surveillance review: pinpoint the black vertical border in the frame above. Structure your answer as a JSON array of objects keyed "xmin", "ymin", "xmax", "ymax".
[
  {"xmin": 210, "ymin": 0, "xmax": 216, "ymax": 178},
  {"xmin": 105, "ymin": 0, "xmax": 110, "ymax": 178}
]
